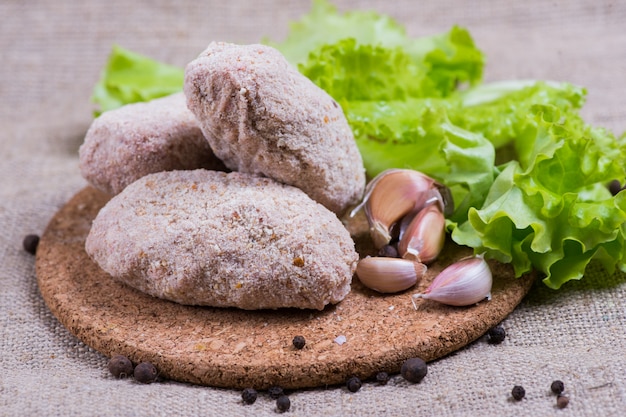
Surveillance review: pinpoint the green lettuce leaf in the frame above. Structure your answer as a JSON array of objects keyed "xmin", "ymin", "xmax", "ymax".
[
  {"xmin": 264, "ymin": 0, "xmax": 409, "ymax": 66},
  {"xmin": 91, "ymin": 45, "xmax": 184, "ymax": 116},
  {"xmin": 456, "ymin": 80, "xmax": 586, "ymax": 149},
  {"xmin": 299, "ymin": 39, "xmax": 439, "ymax": 101},
  {"xmin": 451, "ymin": 106, "xmax": 626, "ymax": 288},
  {"xmin": 408, "ymin": 25, "xmax": 484, "ymax": 96}
]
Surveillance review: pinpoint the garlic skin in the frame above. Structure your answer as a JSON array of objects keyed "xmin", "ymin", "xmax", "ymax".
[
  {"xmin": 356, "ymin": 257, "xmax": 427, "ymax": 294},
  {"xmin": 350, "ymin": 169, "xmax": 439, "ymax": 249},
  {"xmin": 412, "ymin": 255, "xmax": 492, "ymax": 307},
  {"xmin": 398, "ymin": 203, "xmax": 446, "ymax": 264}
]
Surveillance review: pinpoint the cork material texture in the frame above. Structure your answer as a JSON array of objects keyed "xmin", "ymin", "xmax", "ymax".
[{"xmin": 36, "ymin": 186, "xmax": 535, "ymax": 390}]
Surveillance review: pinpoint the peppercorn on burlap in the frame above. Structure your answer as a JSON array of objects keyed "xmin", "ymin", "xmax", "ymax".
[{"xmin": 2, "ymin": 1, "xmax": 625, "ymax": 416}]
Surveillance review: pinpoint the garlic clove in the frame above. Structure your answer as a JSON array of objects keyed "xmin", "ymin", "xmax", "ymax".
[
  {"xmin": 398, "ymin": 203, "xmax": 446, "ymax": 264},
  {"xmin": 397, "ymin": 188, "xmax": 444, "ymax": 242},
  {"xmin": 356, "ymin": 256, "xmax": 427, "ymax": 294},
  {"xmin": 356, "ymin": 169, "xmax": 438, "ymax": 249},
  {"xmin": 411, "ymin": 255, "xmax": 492, "ymax": 307}
]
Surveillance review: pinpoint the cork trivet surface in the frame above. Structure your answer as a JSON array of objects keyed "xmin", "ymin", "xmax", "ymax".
[{"xmin": 36, "ymin": 186, "xmax": 535, "ymax": 390}]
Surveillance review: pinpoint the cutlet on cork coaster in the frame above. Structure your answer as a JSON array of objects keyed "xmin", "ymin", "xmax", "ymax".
[{"xmin": 36, "ymin": 186, "xmax": 534, "ymax": 389}]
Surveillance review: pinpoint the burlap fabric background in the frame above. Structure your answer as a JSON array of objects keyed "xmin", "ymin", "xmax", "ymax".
[{"xmin": 2, "ymin": 0, "xmax": 625, "ymax": 415}]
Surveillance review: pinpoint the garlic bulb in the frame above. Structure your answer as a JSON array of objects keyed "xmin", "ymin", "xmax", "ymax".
[
  {"xmin": 350, "ymin": 169, "xmax": 452, "ymax": 249},
  {"xmin": 411, "ymin": 255, "xmax": 492, "ymax": 307},
  {"xmin": 397, "ymin": 203, "xmax": 446, "ymax": 264},
  {"xmin": 356, "ymin": 257, "xmax": 427, "ymax": 294}
]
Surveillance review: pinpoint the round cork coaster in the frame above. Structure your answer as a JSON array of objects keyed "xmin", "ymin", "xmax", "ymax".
[{"xmin": 36, "ymin": 186, "xmax": 535, "ymax": 390}]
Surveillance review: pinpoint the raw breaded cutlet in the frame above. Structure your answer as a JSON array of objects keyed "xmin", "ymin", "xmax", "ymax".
[
  {"xmin": 85, "ymin": 169, "xmax": 359, "ymax": 310},
  {"xmin": 79, "ymin": 92, "xmax": 226, "ymax": 195},
  {"xmin": 184, "ymin": 42, "xmax": 366, "ymax": 216}
]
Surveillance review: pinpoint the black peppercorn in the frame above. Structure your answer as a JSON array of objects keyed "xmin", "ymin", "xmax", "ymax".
[
  {"xmin": 134, "ymin": 362, "xmax": 158, "ymax": 384},
  {"xmin": 511, "ymin": 385, "xmax": 525, "ymax": 401},
  {"xmin": 400, "ymin": 357, "xmax": 427, "ymax": 383},
  {"xmin": 292, "ymin": 335, "xmax": 306, "ymax": 350},
  {"xmin": 23, "ymin": 234, "xmax": 40, "ymax": 255},
  {"xmin": 551, "ymin": 380, "xmax": 564, "ymax": 395},
  {"xmin": 376, "ymin": 371, "xmax": 390, "ymax": 385},
  {"xmin": 107, "ymin": 354, "xmax": 133, "ymax": 378},
  {"xmin": 276, "ymin": 394, "xmax": 290, "ymax": 413},
  {"xmin": 346, "ymin": 376, "xmax": 362, "ymax": 393},
  {"xmin": 487, "ymin": 325, "xmax": 506, "ymax": 344},
  {"xmin": 241, "ymin": 387, "xmax": 258, "ymax": 405},
  {"xmin": 268, "ymin": 386, "xmax": 284, "ymax": 399},
  {"xmin": 556, "ymin": 395, "xmax": 569, "ymax": 409},
  {"xmin": 608, "ymin": 179, "xmax": 623, "ymax": 196}
]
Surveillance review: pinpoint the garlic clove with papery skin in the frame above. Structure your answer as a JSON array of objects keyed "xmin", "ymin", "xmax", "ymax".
[
  {"xmin": 356, "ymin": 256, "xmax": 427, "ymax": 294},
  {"xmin": 350, "ymin": 169, "xmax": 447, "ymax": 249},
  {"xmin": 411, "ymin": 255, "xmax": 492, "ymax": 307},
  {"xmin": 397, "ymin": 203, "xmax": 446, "ymax": 264},
  {"xmin": 397, "ymin": 189, "xmax": 445, "ymax": 241}
]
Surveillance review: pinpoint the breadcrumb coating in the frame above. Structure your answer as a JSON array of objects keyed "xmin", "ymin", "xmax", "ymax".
[
  {"xmin": 79, "ymin": 93, "xmax": 226, "ymax": 195},
  {"xmin": 85, "ymin": 170, "xmax": 358, "ymax": 310},
  {"xmin": 184, "ymin": 42, "xmax": 366, "ymax": 215}
]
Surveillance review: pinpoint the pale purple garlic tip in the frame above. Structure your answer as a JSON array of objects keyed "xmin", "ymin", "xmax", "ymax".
[{"xmin": 411, "ymin": 254, "xmax": 492, "ymax": 308}]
